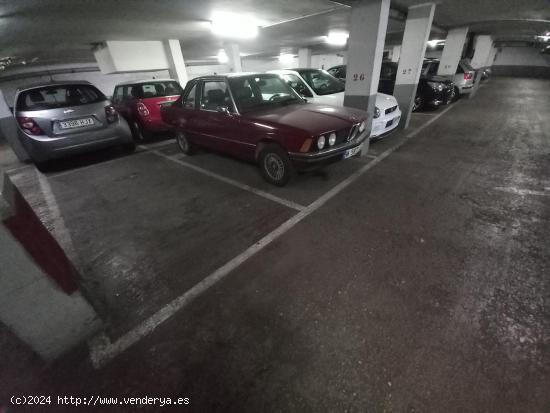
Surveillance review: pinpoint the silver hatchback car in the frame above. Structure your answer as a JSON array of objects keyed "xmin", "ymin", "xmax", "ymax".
[{"xmin": 14, "ymin": 81, "xmax": 134, "ymax": 164}]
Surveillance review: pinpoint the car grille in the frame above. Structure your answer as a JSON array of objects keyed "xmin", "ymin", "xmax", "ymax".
[
  {"xmin": 334, "ymin": 126, "xmax": 352, "ymax": 144},
  {"xmin": 385, "ymin": 105, "xmax": 398, "ymax": 115}
]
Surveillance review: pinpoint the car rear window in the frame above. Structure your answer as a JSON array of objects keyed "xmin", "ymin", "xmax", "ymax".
[
  {"xmin": 137, "ymin": 81, "xmax": 183, "ymax": 98},
  {"xmin": 16, "ymin": 84, "xmax": 106, "ymax": 111}
]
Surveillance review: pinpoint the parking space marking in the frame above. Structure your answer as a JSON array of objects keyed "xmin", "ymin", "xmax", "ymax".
[
  {"xmin": 141, "ymin": 146, "xmax": 306, "ymax": 212},
  {"xmin": 89, "ymin": 100, "xmax": 459, "ymax": 368},
  {"xmin": 140, "ymin": 139, "xmax": 176, "ymax": 150}
]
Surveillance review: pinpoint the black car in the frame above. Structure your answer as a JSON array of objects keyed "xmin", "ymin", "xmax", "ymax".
[{"xmin": 328, "ymin": 62, "xmax": 456, "ymax": 111}]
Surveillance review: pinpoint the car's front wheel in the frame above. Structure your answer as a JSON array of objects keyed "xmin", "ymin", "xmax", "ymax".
[
  {"xmin": 175, "ymin": 130, "xmax": 194, "ymax": 155},
  {"xmin": 412, "ymin": 95, "xmax": 424, "ymax": 112},
  {"xmin": 258, "ymin": 144, "xmax": 293, "ymax": 187}
]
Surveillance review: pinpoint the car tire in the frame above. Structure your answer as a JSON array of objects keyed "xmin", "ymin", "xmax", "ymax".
[
  {"xmin": 130, "ymin": 121, "xmax": 151, "ymax": 142},
  {"xmin": 452, "ymin": 86, "xmax": 460, "ymax": 102},
  {"xmin": 175, "ymin": 130, "xmax": 194, "ymax": 155},
  {"xmin": 258, "ymin": 144, "xmax": 294, "ymax": 187},
  {"xmin": 412, "ymin": 95, "xmax": 424, "ymax": 112}
]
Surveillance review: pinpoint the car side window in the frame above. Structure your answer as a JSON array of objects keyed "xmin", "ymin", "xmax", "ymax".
[
  {"xmin": 200, "ymin": 81, "xmax": 232, "ymax": 111},
  {"xmin": 282, "ymin": 74, "xmax": 313, "ymax": 98},
  {"xmin": 181, "ymin": 83, "xmax": 197, "ymax": 109},
  {"xmin": 113, "ymin": 87, "xmax": 123, "ymax": 103}
]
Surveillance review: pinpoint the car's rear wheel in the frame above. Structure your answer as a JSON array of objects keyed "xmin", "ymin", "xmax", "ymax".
[
  {"xmin": 412, "ymin": 95, "xmax": 424, "ymax": 112},
  {"xmin": 258, "ymin": 144, "xmax": 293, "ymax": 186},
  {"xmin": 130, "ymin": 121, "xmax": 151, "ymax": 141},
  {"xmin": 175, "ymin": 130, "xmax": 194, "ymax": 155}
]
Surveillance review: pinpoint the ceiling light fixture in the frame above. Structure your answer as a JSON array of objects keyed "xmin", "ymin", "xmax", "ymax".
[
  {"xmin": 326, "ymin": 31, "xmax": 349, "ymax": 46},
  {"xmin": 211, "ymin": 12, "xmax": 259, "ymax": 39},
  {"xmin": 427, "ymin": 39, "xmax": 444, "ymax": 48},
  {"xmin": 217, "ymin": 49, "xmax": 229, "ymax": 64},
  {"xmin": 536, "ymin": 34, "xmax": 550, "ymax": 42},
  {"xmin": 278, "ymin": 53, "xmax": 295, "ymax": 64}
]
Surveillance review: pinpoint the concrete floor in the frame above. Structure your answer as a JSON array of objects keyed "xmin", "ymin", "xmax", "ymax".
[{"xmin": 1, "ymin": 77, "xmax": 549, "ymax": 412}]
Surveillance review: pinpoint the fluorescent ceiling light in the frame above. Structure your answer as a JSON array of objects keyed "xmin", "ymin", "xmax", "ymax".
[
  {"xmin": 217, "ymin": 49, "xmax": 229, "ymax": 64},
  {"xmin": 536, "ymin": 34, "xmax": 550, "ymax": 42},
  {"xmin": 211, "ymin": 12, "xmax": 259, "ymax": 39},
  {"xmin": 278, "ymin": 53, "xmax": 295, "ymax": 64},
  {"xmin": 427, "ymin": 39, "xmax": 444, "ymax": 48},
  {"xmin": 326, "ymin": 31, "xmax": 349, "ymax": 46}
]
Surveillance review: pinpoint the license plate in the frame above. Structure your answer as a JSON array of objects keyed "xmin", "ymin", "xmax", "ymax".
[
  {"xmin": 343, "ymin": 145, "xmax": 362, "ymax": 159},
  {"xmin": 59, "ymin": 118, "xmax": 94, "ymax": 129}
]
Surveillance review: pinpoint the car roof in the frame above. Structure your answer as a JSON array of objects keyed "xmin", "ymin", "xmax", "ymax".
[
  {"xmin": 16, "ymin": 80, "xmax": 93, "ymax": 93},
  {"xmin": 115, "ymin": 78, "xmax": 177, "ymax": 86},
  {"xmin": 190, "ymin": 72, "xmax": 277, "ymax": 81}
]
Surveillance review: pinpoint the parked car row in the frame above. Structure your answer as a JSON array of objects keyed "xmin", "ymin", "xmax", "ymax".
[
  {"xmin": 13, "ymin": 58, "xmax": 475, "ymax": 185},
  {"xmin": 327, "ymin": 58, "xmax": 472, "ymax": 111}
]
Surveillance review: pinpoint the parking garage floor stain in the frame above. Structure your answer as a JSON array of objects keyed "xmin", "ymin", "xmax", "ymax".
[{"xmin": 1, "ymin": 78, "xmax": 550, "ymax": 412}]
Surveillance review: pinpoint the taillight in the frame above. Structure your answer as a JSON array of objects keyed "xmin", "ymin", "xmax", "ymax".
[
  {"xmin": 137, "ymin": 102, "xmax": 150, "ymax": 117},
  {"xmin": 104, "ymin": 105, "xmax": 119, "ymax": 124},
  {"xmin": 464, "ymin": 72, "xmax": 473, "ymax": 80},
  {"xmin": 16, "ymin": 117, "xmax": 44, "ymax": 135}
]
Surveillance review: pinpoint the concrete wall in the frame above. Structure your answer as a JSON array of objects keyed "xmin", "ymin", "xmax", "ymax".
[
  {"xmin": 242, "ymin": 53, "xmax": 343, "ymax": 72},
  {"xmin": 492, "ymin": 46, "xmax": 550, "ymax": 78}
]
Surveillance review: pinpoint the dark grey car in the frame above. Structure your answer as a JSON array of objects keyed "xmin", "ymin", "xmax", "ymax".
[{"xmin": 14, "ymin": 81, "xmax": 134, "ymax": 164}]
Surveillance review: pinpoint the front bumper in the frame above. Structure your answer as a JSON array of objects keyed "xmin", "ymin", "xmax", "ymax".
[
  {"xmin": 18, "ymin": 119, "xmax": 133, "ymax": 162},
  {"xmin": 371, "ymin": 108, "xmax": 401, "ymax": 139},
  {"xmin": 425, "ymin": 87, "xmax": 454, "ymax": 106},
  {"xmin": 288, "ymin": 130, "xmax": 369, "ymax": 169}
]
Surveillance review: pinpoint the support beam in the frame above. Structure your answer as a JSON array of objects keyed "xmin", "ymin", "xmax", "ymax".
[
  {"xmin": 437, "ymin": 27, "xmax": 469, "ymax": 76},
  {"xmin": 469, "ymin": 35, "xmax": 493, "ymax": 98},
  {"xmin": 393, "ymin": 3, "xmax": 436, "ymax": 128},
  {"xmin": 163, "ymin": 39, "xmax": 189, "ymax": 87},
  {"xmin": 224, "ymin": 43, "xmax": 242, "ymax": 73},
  {"xmin": 343, "ymin": 0, "xmax": 390, "ymax": 154},
  {"xmin": 298, "ymin": 48, "xmax": 312, "ymax": 68}
]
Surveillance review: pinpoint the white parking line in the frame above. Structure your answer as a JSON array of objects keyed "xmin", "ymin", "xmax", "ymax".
[
  {"xmin": 142, "ymin": 147, "xmax": 306, "ymax": 212},
  {"xmin": 89, "ymin": 100, "xmax": 459, "ymax": 368},
  {"xmin": 140, "ymin": 139, "xmax": 176, "ymax": 150}
]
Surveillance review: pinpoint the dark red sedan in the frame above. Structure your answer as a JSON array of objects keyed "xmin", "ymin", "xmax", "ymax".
[{"xmin": 161, "ymin": 73, "xmax": 369, "ymax": 186}]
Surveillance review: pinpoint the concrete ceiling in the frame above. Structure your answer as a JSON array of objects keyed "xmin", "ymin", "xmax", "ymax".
[{"xmin": 0, "ymin": 0, "xmax": 548, "ymax": 70}]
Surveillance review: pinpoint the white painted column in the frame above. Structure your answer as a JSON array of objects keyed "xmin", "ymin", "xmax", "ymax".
[
  {"xmin": 437, "ymin": 27, "xmax": 468, "ymax": 76},
  {"xmin": 469, "ymin": 35, "xmax": 493, "ymax": 97},
  {"xmin": 343, "ymin": 0, "xmax": 390, "ymax": 154},
  {"xmin": 298, "ymin": 48, "xmax": 312, "ymax": 68},
  {"xmin": 391, "ymin": 45, "xmax": 401, "ymax": 63},
  {"xmin": 394, "ymin": 3, "xmax": 436, "ymax": 128},
  {"xmin": 342, "ymin": 51, "xmax": 349, "ymax": 65},
  {"xmin": 224, "ymin": 43, "xmax": 242, "ymax": 73},
  {"xmin": 163, "ymin": 39, "xmax": 189, "ymax": 88}
]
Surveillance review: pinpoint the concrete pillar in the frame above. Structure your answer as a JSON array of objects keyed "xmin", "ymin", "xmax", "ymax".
[
  {"xmin": 0, "ymin": 90, "xmax": 29, "ymax": 162},
  {"xmin": 224, "ymin": 43, "xmax": 242, "ymax": 73},
  {"xmin": 163, "ymin": 39, "xmax": 189, "ymax": 88},
  {"xmin": 393, "ymin": 3, "xmax": 435, "ymax": 128},
  {"xmin": 343, "ymin": 0, "xmax": 390, "ymax": 153},
  {"xmin": 342, "ymin": 51, "xmax": 349, "ymax": 65},
  {"xmin": 437, "ymin": 27, "xmax": 468, "ymax": 76},
  {"xmin": 298, "ymin": 48, "xmax": 312, "ymax": 68},
  {"xmin": 1, "ymin": 179, "xmax": 101, "ymax": 360},
  {"xmin": 391, "ymin": 45, "xmax": 401, "ymax": 62},
  {"xmin": 469, "ymin": 35, "xmax": 493, "ymax": 98}
]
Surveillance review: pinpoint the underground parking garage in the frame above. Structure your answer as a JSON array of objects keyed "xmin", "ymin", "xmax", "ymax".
[{"xmin": 0, "ymin": 0, "xmax": 549, "ymax": 411}]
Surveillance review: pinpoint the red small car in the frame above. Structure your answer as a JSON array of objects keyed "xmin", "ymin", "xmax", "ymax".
[
  {"xmin": 112, "ymin": 79, "xmax": 183, "ymax": 140},
  {"xmin": 161, "ymin": 73, "xmax": 369, "ymax": 186}
]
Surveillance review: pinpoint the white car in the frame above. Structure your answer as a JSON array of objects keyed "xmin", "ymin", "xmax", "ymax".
[{"xmin": 268, "ymin": 68, "xmax": 401, "ymax": 139}]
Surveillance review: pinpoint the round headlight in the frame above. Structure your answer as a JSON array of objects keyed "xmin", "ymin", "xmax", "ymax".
[
  {"xmin": 328, "ymin": 132, "xmax": 336, "ymax": 146},
  {"xmin": 359, "ymin": 120, "xmax": 366, "ymax": 133},
  {"xmin": 317, "ymin": 135, "xmax": 326, "ymax": 150},
  {"xmin": 374, "ymin": 107, "xmax": 380, "ymax": 118}
]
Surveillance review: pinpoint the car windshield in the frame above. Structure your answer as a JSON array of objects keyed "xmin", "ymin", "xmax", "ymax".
[
  {"xmin": 16, "ymin": 84, "xmax": 106, "ymax": 111},
  {"xmin": 228, "ymin": 74, "xmax": 303, "ymax": 113},
  {"xmin": 296, "ymin": 69, "xmax": 345, "ymax": 96},
  {"xmin": 137, "ymin": 81, "xmax": 183, "ymax": 98}
]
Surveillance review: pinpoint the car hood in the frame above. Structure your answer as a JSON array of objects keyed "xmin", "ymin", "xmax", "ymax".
[
  {"xmin": 312, "ymin": 91, "xmax": 398, "ymax": 111},
  {"xmin": 242, "ymin": 103, "xmax": 367, "ymax": 136},
  {"xmin": 423, "ymin": 75, "xmax": 453, "ymax": 84}
]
